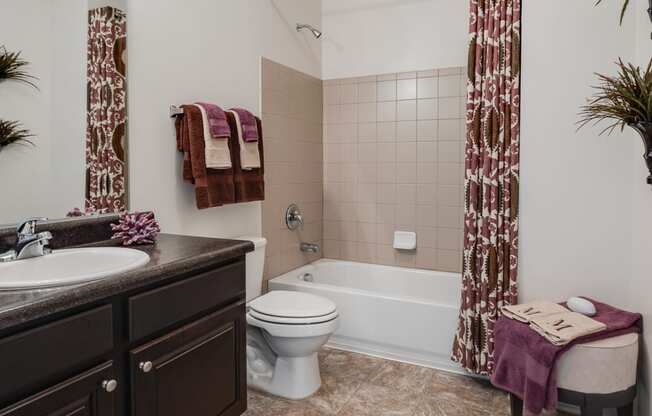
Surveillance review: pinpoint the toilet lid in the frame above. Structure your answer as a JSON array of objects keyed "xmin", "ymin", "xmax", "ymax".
[{"xmin": 249, "ymin": 290, "xmax": 337, "ymax": 319}]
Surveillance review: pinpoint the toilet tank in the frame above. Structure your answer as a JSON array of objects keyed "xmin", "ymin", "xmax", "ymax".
[{"xmin": 238, "ymin": 237, "xmax": 267, "ymax": 302}]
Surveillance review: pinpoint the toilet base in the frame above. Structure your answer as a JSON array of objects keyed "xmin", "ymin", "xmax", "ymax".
[
  {"xmin": 247, "ymin": 327, "xmax": 323, "ymax": 400},
  {"xmin": 251, "ymin": 353, "xmax": 321, "ymax": 400}
]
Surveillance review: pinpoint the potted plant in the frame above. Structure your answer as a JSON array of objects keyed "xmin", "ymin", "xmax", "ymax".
[{"xmin": 579, "ymin": 58, "xmax": 652, "ymax": 184}]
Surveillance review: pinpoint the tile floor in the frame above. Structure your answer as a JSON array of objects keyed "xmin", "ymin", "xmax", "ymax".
[{"xmin": 244, "ymin": 348, "xmax": 572, "ymax": 416}]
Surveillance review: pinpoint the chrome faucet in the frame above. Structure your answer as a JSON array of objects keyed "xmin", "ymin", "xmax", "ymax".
[
  {"xmin": 0, "ymin": 217, "xmax": 53, "ymax": 262},
  {"xmin": 300, "ymin": 242, "xmax": 320, "ymax": 253}
]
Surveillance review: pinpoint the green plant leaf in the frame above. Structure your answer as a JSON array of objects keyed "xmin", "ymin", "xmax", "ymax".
[
  {"xmin": 619, "ymin": 0, "xmax": 630, "ymax": 24},
  {"xmin": 0, "ymin": 46, "xmax": 38, "ymax": 90},
  {"xmin": 595, "ymin": 0, "xmax": 631, "ymax": 25},
  {"xmin": 0, "ymin": 119, "xmax": 34, "ymax": 149}
]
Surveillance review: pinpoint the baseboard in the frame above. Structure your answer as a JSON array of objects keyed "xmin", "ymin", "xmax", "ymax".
[{"xmin": 325, "ymin": 335, "xmax": 476, "ymax": 378}]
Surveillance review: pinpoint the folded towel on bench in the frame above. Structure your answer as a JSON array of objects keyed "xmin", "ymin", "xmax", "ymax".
[{"xmin": 502, "ymin": 301, "xmax": 569, "ymax": 323}]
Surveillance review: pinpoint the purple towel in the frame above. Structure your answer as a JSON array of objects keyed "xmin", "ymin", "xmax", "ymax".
[
  {"xmin": 195, "ymin": 102, "xmax": 230, "ymax": 139},
  {"xmin": 230, "ymin": 108, "xmax": 259, "ymax": 142},
  {"xmin": 491, "ymin": 299, "xmax": 642, "ymax": 415}
]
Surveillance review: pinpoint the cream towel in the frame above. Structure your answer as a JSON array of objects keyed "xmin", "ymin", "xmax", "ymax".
[
  {"xmin": 194, "ymin": 104, "xmax": 232, "ymax": 169},
  {"xmin": 529, "ymin": 312, "xmax": 607, "ymax": 346},
  {"xmin": 229, "ymin": 110, "xmax": 260, "ymax": 170},
  {"xmin": 502, "ymin": 301, "xmax": 569, "ymax": 323}
]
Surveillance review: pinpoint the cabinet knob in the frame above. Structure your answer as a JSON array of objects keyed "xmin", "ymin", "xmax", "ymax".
[
  {"xmin": 139, "ymin": 361, "xmax": 153, "ymax": 373},
  {"xmin": 102, "ymin": 379, "xmax": 118, "ymax": 393}
]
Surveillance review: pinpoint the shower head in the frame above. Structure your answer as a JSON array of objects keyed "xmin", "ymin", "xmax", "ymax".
[{"xmin": 296, "ymin": 23, "xmax": 322, "ymax": 39}]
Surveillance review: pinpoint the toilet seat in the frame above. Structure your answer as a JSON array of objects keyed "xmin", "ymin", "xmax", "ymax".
[
  {"xmin": 249, "ymin": 309, "xmax": 339, "ymax": 325},
  {"xmin": 247, "ymin": 290, "xmax": 339, "ymax": 338},
  {"xmin": 247, "ymin": 313, "xmax": 339, "ymax": 338},
  {"xmin": 249, "ymin": 290, "xmax": 337, "ymax": 320}
]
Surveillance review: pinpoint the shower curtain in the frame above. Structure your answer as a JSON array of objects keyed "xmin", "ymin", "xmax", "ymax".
[
  {"xmin": 86, "ymin": 6, "xmax": 128, "ymax": 213},
  {"xmin": 452, "ymin": 0, "xmax": 521, "ymax": 375}
]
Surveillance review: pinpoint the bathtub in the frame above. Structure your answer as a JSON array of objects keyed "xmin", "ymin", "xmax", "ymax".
[{"xmin": 269, "ymin": 259, "xmax": 463, "ymax": 373}]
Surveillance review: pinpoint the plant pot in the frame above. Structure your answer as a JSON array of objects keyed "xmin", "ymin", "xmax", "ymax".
[{"xmin": 629, "ymin": 122, "xmax": 652, "ymax": 185}]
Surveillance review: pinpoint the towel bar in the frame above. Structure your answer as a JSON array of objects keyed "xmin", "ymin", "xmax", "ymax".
[{"xmin": 169, "ymin": 105, "xmax": 183, "ymax": 118}]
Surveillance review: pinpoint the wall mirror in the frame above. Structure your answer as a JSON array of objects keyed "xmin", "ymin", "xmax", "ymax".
[{"xmin": 0, "ymin": 0, "xmax": 128, "ymax": 226}]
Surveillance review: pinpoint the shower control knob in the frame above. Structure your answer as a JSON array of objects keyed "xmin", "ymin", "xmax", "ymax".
[
  {"xmin": 139, "ymin": 361, "xmax": 153, "ymax": 373},
  {"xmin": 102, "ymin": 379, "xmax": 118, "ymax": 393},
  {"xmin": 285, "ymin": 204, "xmax": 304, "ymax": 231}
]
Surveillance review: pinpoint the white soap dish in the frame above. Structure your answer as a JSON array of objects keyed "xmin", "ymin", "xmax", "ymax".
[{"xmin": 393, "ymin": 231, "xmax": 417, "ymax": 250}]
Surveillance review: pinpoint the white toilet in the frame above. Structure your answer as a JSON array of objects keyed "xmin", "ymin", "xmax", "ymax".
[{"xmin": 239, "ymin": 237, "xmax": 339, "ymax": 400}]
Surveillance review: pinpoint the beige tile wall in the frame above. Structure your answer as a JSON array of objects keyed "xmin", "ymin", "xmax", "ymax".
[
  {"xmin": 322, "ymin": 68, "xmax": 466, "ymax": 273},
  {"xmin": 261, "ymin": 58, "xmax": 323, "ymax": 283}
]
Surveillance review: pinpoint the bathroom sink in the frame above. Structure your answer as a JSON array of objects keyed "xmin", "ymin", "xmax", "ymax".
[{"xmin": 0, "ymin": 247, "xmax": 150, "ymax": 290}]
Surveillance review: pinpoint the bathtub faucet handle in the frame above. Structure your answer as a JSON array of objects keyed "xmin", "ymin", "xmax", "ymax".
[{"xmin": 286, "ymin": 204, "xmax": 304, "ymax": 231}]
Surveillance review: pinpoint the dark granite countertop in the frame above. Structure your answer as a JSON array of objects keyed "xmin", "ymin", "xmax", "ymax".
[{"xmin": 0, "ymin": 233, "xmax": 254, "ymax": 332}]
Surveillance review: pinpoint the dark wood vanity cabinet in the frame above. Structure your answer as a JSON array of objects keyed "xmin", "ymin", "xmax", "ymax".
[
  {"xmin": 0, "ymin": 258, "xmax": 247, "ymax": 416},
  {"xmin": 130, "ymin": 303, "xmax": 246, "ymax": 416},
  {"xmin": 0, "ymin": 362, "xmax": 116, "ymax": 416}
]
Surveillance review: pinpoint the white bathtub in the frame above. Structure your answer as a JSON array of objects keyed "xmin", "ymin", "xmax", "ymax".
[{"xmin": 269, "ymin": 259, "xmax": 463, "ymax": 373}]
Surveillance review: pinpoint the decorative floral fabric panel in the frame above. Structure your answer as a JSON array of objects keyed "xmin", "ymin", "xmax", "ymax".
[
  {"xmin": 86, "ymin": 7, "xmax": 127, "ymax": 213},
  {"xmin": 452, "ymin": 0, "xmax": 521, "ymax": 375}
]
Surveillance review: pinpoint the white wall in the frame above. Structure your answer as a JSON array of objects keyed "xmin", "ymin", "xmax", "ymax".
[
  {"xmin": 127, "ymin": 0, "xmax": 322, "ymax": 239},
  {"xmin": 88, "ymin": 0, "xmax": 126, "ymax": 9},
  {"xmin": 0, "ymin": 0, "xmax": 86, "ymax": 225},
  {"xmin": 630, "ymin": 1, "xmax": 652, "ymax": 414},
  {"xmin": 521, "ymin": 1, "xmax": 650, "ymax": 414},
  {"xmin": 321, "ymin": 0, "xmax": 468, "ymax": 79},
  {"xmin": 519, "ymin": 1, "xmax": 636, "ymax": 306}
]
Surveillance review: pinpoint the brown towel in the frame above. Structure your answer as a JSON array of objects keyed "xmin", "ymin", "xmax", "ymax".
[
  {"xmin": 225, "ymin": 112, "xmax": 265, "ymax": 202},
  {"xmin": 229, "ymin": 110, "xmax": 261, "ymax": 169},
  {"xmin": 175, "ymin": 115, "xmax": 193, "ymax": 181},
  {"xmin": 177, "ymin": 105, "xmax": 235, "ymax": 208}
]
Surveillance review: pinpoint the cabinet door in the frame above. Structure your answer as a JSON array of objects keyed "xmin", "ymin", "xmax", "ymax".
[
  {"xmin": 0, "ymin": 362, "xmax": 116, "ymax": 416},
  {"xmin": 130, "ymin": 302, "xmax": 246, "ymax": 416}
]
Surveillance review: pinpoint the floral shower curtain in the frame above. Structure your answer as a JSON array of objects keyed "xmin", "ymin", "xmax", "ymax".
[
  {"xmin": 86, "ymin": 7, "xmax": 128, "ymax": 213},
  {"xmin": 451, "ymin": 0, "xmax": 521, "ymax": 375}
]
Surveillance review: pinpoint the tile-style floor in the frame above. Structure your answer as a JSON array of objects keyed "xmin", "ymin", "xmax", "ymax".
[{"xmin": 244, "ymin": 348, "xmax": 571, "ymax": 416}]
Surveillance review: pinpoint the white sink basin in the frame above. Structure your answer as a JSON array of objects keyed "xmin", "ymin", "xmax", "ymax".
[{"xmin": 0, "ymin": 247, "xmax": 150, "ymax": 290}]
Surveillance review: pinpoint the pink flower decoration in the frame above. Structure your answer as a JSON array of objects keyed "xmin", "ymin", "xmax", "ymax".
[{"xmin": 110, "ymin": 211, "xmax": 160, "ymax": 246}]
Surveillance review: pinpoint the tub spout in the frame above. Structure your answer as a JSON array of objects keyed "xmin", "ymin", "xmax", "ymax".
[{"xmin": 300, "ymin": 243, "xmax": 320, "ymax": 253}]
